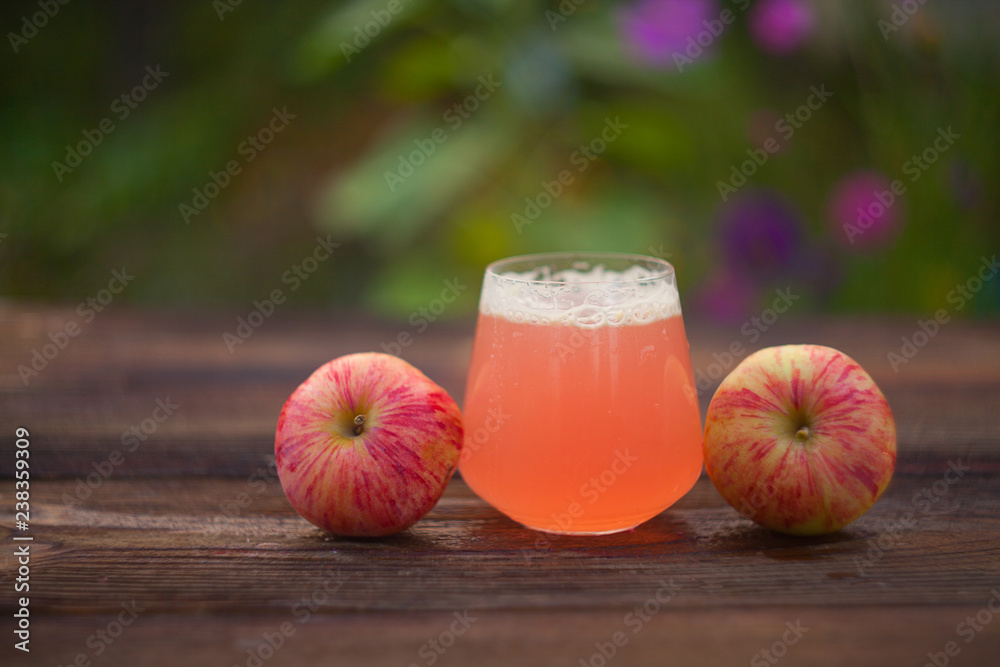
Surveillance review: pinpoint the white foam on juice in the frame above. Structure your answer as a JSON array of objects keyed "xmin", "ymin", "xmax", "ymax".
[{"xmin": 479, "ymin": 263, "xmax": 682, "ymax": 328}]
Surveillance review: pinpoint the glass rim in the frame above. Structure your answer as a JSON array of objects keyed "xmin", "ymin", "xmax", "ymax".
[{"xmin": 484, "ymin": 251, "xmax": 675, "ymax": 285}]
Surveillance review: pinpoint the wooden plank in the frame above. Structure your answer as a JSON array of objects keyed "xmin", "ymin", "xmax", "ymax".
[
  {"xmin": 1, "ymin": 307, "xmax": 999, "ymax": 665},
  {"xmin": 17, "ymin": 606, "xmax": 1000, "ymax": 667},
  {"xmin": 3, "ymin": 476, "xmax": 997, "ymax": 614},
  {"xmin": 4, "ymin": 384, "xmax": 996, "ymax": 478},
  {"xmin": 2, "ymin": 307, "xmax": 999, "ymax": 477}
]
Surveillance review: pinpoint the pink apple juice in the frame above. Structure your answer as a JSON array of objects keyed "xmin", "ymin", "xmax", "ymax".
[{"xmin": 459, "ymin": 256, "xmax": 704, "ymax": 534}]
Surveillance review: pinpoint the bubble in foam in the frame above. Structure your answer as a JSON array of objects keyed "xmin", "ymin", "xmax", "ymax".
[
  {"xmin": 480, "ymin": 262, "xmax": 682, "ymax": 327},
  {"xmin": 576, "ymin": 306, "xmax": 606, "ymax": 328}
]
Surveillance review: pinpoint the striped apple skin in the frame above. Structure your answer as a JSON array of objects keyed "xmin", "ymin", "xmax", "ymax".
[
  {"xmin": 275, "ymin": 353, "xmax": 464, "ymax": 537},
  {"xmin": 704, "ymin": 344, "xmax": 896, "ymax": 536}
]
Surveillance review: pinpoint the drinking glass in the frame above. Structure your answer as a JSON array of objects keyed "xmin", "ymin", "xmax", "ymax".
[{"xmin": 460, "ymin": 252, "xmax": 703, "ymax": 535}]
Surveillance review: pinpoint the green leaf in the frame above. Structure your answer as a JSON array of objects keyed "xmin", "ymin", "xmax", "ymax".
[
  {"xmin": 292, "ymin": 0, "xmax": 430, "ymax": 81},
  {"xmin": 313, "ymin": 108, "xmax": 521, "ymax": 250}
]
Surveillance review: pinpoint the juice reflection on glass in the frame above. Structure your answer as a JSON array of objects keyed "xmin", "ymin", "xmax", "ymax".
[{"xmin": 460, "ymin": 252, "xmax": 703, "ymax": 535}]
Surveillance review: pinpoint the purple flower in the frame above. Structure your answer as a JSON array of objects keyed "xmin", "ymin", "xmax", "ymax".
[
  {"xmin": 718, "ymin": 189, "xmax": 804, "ymax": 279},
  {"xmin": 620, "ymin": 0, "xmax": 719, "ymax": 67},
  {"xmin": 749, "ymin": 0, "xmax": 816, "ymax": 55},
  {"xmin": 827, "ymin": 170, "xmax": 903, "ymax": 250}
]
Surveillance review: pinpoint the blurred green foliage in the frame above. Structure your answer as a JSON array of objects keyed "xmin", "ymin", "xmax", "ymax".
[{"xmin": 1, "ymin": 0, "xmax": 998, "ymax": 320}]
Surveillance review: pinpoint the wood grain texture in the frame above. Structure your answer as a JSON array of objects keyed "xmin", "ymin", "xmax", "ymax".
[
  {"xmin": 2, "ymin": 306, "xmax": 999, "ymax": 477},
  {"xmin": 3, "ymin": 474, "xmax": 1000, "ymax": 615},
  {"xmin": 1, "ymin": 305, "xmax": 999, "ymax": 665},
  {"xmin": 16, "ymin": 607, "xmax": 1000, "ymax": 667}
]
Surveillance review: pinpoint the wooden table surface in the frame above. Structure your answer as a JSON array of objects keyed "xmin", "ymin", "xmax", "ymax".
[{"xmin": 2, "ymin": 305, "xmax": 999, "ymax": 666}]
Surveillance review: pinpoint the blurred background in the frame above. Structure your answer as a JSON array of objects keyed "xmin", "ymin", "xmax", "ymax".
[{"xmin": 2, "ymin": 0, "xmax": 998, "ymax": 324}]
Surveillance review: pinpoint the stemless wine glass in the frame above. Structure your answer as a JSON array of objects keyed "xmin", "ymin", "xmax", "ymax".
[{"xmin": 459, "ymin": 252, "xmax": 704, "ymax": 535}]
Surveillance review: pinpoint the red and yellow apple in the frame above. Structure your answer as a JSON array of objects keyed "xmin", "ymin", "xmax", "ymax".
[
  {"xmin": 703, "ymin": 344, "xmax": 896, "ymax": 535},
  {"xmin": 275, "ymin": 352, "xmax": 463, "ymax": 537}
]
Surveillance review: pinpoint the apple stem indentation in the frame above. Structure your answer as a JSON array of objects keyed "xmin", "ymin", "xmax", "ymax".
[
  {"xmin": 352, "ymin": 414, "xmax": 366, "ymax": 436},
  {"xmin": 795, "ymin": 426, "xmax": 810, "ymax": 442}
]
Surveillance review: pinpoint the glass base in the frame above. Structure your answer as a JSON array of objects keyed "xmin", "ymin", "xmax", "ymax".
[
  {"xmin": 492, "ymin": 501, "xmax": 676, "ymax": 536},
  {"xmin": 528, "ymin": 524, "xmax": 638, "ymax": 536}
]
